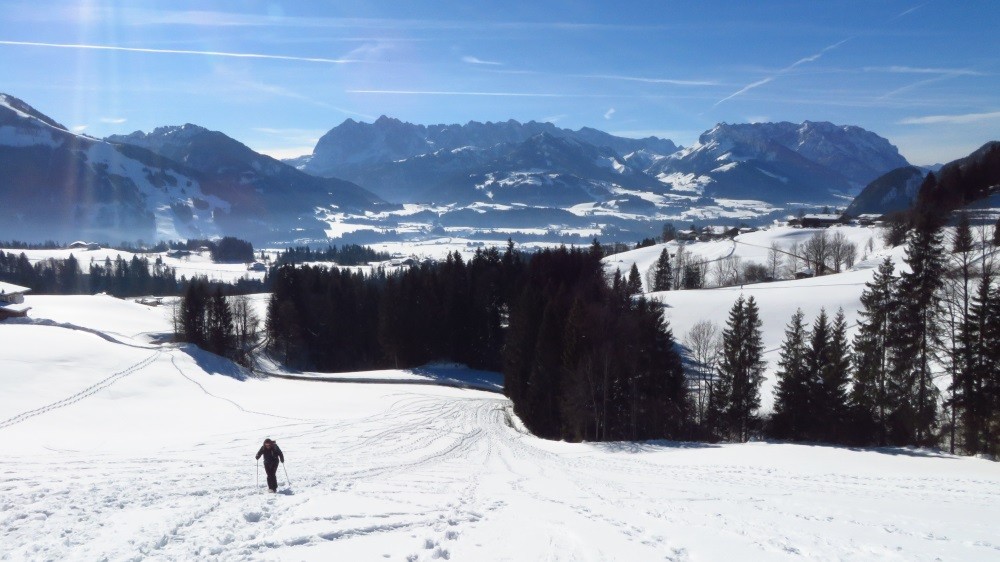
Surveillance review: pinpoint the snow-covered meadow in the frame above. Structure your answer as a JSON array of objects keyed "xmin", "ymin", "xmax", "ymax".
[{"xmin": 2, "ymin": 227, "xmax": 1000, "ymax": 560}]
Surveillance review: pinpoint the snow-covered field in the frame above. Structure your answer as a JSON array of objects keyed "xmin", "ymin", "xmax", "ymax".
[
  {"xmin": 1, "ymin": 247, "xmax": 270, "ymax": 284},
  {"xmin": 600, "ymin": 225, "xmax": 908, "ymax": 409},
  {"xmin": 3, "ymin": 243, "xmax": 1000, "ymax": 560}
]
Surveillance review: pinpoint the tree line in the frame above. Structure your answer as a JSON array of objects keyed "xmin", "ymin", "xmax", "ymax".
[
  {"xmin": 272, "ymin": 244, "xmax": 393, "ymax": 267},
  {"xmin": 173, "ymin": 281, "xmax": 260, "ymax": 368},
  {"xmin": 0, "ymin": 251, "xmax": 267, "ymax": 298},
  {"xmin": 686, "ymin": 214, "xmax": 1000, "ymax": 454},
  {"xmin": 258, "ymin": 244, "xmax": 691, "ymax": 441}
]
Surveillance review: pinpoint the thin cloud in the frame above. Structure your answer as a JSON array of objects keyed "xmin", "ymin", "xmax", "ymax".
[
  {"xmin": 0, "ymin": 40, "xmax": 357, "ymax": 64},
  {"xmin": 714, "ymin": 38, "xmax": 850, "ymax": 107},
  {"xmin": 604, "ymin": 108, "xmax": 616, "ymax": 120},
  {"xmin": 347, "ymin": 89, "xmax": 615, "ymax": 98},
  {"xmin": 865, "ymin": 65, "xmax": 984, "ymax": 76},
  {"xmin": 100, "ymin": 117, "xmax": 127, "ymax": 124},
  {"xmin": 574, "ymin": 73, "xmax": 719, "ymax": 86},
  {"xmin": 71, "ymin": 125, "xmax": 87, "ymax": 132},
  {"xmin": 252, "ymin": 127, "xmax": 324, "ymax": 144},
  {"xmin": 462, "ymin": 56, "xmax": 502, "ymax": 66},
  {"xmin": 256, "ymin": 146, "xmax": 315, "ymax": 160},
  {"xmin": 899, "ymin": 110, "xmax": 1000, "ymax": 125},
  {"xmin": 232, "ymin": 78, "xmax": 375, "ymax": 120},
  {"xmin": 480, "ymin": 68, "xmax": 718, "ymax": 86},
  {"xmin": 105, "ymin": 8, "xmax": 680, "ymax": 33}
]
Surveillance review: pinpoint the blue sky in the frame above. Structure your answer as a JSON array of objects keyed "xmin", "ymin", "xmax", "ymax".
[{"xmin": 2, "ymin": 1, "xmax": 997, "ymax": 165}]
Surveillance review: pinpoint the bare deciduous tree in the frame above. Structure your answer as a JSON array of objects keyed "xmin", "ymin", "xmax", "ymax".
[
  {"xmin": 804, "ymin": 230, "xmax": 830, "ymax": 275},
  {"xmin": 231, "ymin": 294, "xmax": 261, "ymax": 367},
  {"xmin": 785, "ymin": 241, "xmax": 802, "ymax": 277},
  {"xmin": 843, "ymin": 242, "xmax": 858, "ymax": 269},
  {"xmin": 829, "ymin": 230, "xmax": 848, "ymax": 272},
  {"xmin": 684, "ymin": 319, "xmax": 721, "ymax": 426},
  {"xmin": 767, "ymin": 242, "xmax": 784, "ymax": 280}
]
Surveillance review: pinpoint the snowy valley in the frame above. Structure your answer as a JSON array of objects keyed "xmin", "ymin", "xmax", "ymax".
[{"xmin": 3, "ymin": 224, "xmax": 1000, "ymax": 560}]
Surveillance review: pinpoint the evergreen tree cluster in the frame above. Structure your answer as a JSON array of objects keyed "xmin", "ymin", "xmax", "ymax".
[
  {"xmin": 765, "ymin": 218, "xmax": 1000, "ymax": 454},
  {"xmin": 770, "ymin": 308, "xmax": 852, "ymax": 443},
  {"xmin": 175, "ymin": 281, "xmax": 260, "ymax": 367},
  {"xmin": 0, "ymin": 251, "xmax": 178, "ymax": 297},
  {"xmin": 210, "ymin": 237, "xmax": 255, "ymax": 263},
  {"xmin": 504, "ymin": 247, "xmax": 688, "ymax": 441},
  {"xmin": 272, "ymin": 244, "xmax": 393, "ymax": 268},
  {"xmin": 263, "ymin": 244, "xmax": 690, "ymax": 442},
  {"xmin": 0, "ymin": 250, "xmax": 268, "ymax": 298},
  {"xmin": 265, "ymin": 245, "xmax": 519, "ymax": 373}
]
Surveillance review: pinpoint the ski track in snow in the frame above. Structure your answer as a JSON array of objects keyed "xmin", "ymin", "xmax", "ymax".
[
  {"xmin": 2, "ymin": 296, "xmax": 1000, "ymax": 560},
  {"xmin": 3, "ymin": 368, "xmax": 1000, "ymax": 560}
]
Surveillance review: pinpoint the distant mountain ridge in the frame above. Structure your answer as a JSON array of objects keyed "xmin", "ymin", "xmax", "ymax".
[
  {"xmin": 0, "ymin": 93, "xmax": 386, "ymax": 244},
  {"xmin": 843, "ymin": 166, "xmax": 926, "ymax": 217},
  {"xmin": 912, "ymin": 141, "xmax": 1000, "ymax": 220},
  {"xmin": 843, "ymin": 142, "xmax": 1000, "ymax": 219},
  {"xmin": 107, "ymin": 125, "xmax": 384, "ymax": 215},
  {"xmin": 0, "ymin": 91, "xmax": 922, "ymax": 245},
  {"xmin": 293, "ymin": 116, "xmax": 910, "ymax": 207},
  {"xmin": 295, "ymin": 116, "xmax": 679, "ymax": 177}
]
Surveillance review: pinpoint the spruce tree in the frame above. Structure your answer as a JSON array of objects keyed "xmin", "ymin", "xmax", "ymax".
[
  {"xmin": 716, "ymin": 295, "xmax": 766, "ymax": 441},
  {"xmin": 851, "ymin": 258, "xmax": 896, "ymax": 445},
  {"xmin": 818, "ymin": 309, "xmax": 851, "ymax": 443},
  {"xmin": 207, "ymin": 287, "xmax": 234, "ymax": 356},
  {"xmin": 887, "ymin": 224, "xmax": 945, "ymax": 446},
  {"xmin": 985, "ymin": 285, "xmax": 1000, "ymax": 456},
  {"xmin": 626, "ymin": 263, "xmax": 643, "ymax": 296},
  {"xmin": 652, "ymin": 248, "xmax": 673, "ymax": 292},
  {"xmin": 179, "ymin": 281, "xmax": 209, "ymax": 348},
  {"xmin": 945, "ymin": 213, "xmax": 975, "ymax": 453},
  {"xmin": 771, "ymin": 309, "xmax": 811, "ymax": 440},
  {"xmin": 962, "ymin": 268, "xmax": 993, "ymax": 453},
  {"xmin": 804, "ymin": 309, "xmax": 832, "ymax": 440}
]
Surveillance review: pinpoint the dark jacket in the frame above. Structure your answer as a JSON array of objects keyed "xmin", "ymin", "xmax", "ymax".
[{"xmin": 256, "ymin": 443, "xmax": 284, "ymax": 465}]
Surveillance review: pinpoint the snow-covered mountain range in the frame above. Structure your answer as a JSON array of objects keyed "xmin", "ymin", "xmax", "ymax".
[
  {"xmin": 0, "ymin": 94, "xmax": 385, "ymax": 244},
  {"xmin": 293, "ymin": 117, "xmax": 910, "ymax": 208},
  {"xmin": 0, "ymin": 91, "xmax": 918, "ymax": 245}
]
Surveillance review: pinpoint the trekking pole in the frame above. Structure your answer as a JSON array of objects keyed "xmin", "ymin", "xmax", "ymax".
[
  {"xmin": 282, "ymin": 462, "xmax": 291, "ymax": 487},
  {"xmin": 256, "ymin": 459, "xmax": 261, "ymax": 493}
]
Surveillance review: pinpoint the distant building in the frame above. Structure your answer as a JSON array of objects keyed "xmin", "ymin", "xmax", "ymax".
[
  {"xmin": 166, "ymin": 249, "xmax": 191, "ymax": 258},
  {"xmin": 67, "ymin": 241, "xmax": 101, "ymax": 250},
  {"xmin": 798, "ymin": 214, "xmax": 845, "ymax": 228},
  {"xmin": 0, "ymin": 281, "xmax": 31, "ymax": 320},
  {"xmin": 698, "ymin": 225, "xmax": 740, "ymax": 241},
  {"xmin": 676, "ymin": 229, "xmax": 699, "ymax": 242},
  {"xmin": 855, "ymin": 214, "xmax": 884, "ymax": 226},
  {"xmin": 247, "ymin": 262, "xmax": 267, "ymax": 272}
]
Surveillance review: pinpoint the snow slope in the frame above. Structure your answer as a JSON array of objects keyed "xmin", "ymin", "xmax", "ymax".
[
  {"xmin": 602, "ymin": 225, "xmax": 904, "ymax": 410},
  {"xmin": 2, "ymin": 294, "xmax": 999, "ymax": 560}
]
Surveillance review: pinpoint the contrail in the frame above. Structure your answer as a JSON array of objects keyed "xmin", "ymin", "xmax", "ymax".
[
  {"xmin": 0, "ymin": 40, "xmax": 354, "ymax": 64},
  {"xmin": 713, "ymin": 38, "xmax": 851, "ymax": 107}
]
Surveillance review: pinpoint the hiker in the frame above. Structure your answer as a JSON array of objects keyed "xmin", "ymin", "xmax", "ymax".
[{"xmin": 255, "ymin": 438, "xmax": 285, "ymax": 492}]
